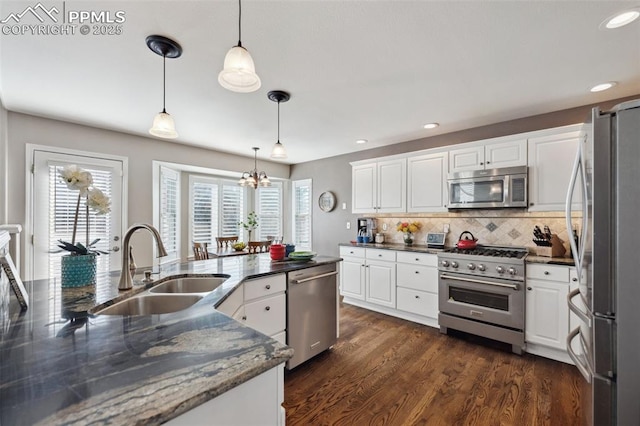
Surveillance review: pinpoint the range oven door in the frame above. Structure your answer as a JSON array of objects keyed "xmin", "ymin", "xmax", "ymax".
[{"xmin": 439, "ymin": 272, "xmax": 524, "ymax": 330}]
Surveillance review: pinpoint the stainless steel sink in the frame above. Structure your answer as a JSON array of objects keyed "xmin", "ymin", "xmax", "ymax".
[
  {"xmin": 96, "ymin": 294, "xmax": 203, "ymax": 316},
  {"xmin": 149, "ymin": 277, "xmax": 227, "ymax": 294}
]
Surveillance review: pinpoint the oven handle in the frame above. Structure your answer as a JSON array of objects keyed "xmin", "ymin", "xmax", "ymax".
[{"xmin": 439, "ymin": 273, "xmax": 519, "ymax": 290}]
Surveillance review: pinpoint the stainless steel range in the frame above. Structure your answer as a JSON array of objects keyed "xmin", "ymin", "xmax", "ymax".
[{"xmin": 437, "ymin": 245, "xmax": 528, "ymax": 354}]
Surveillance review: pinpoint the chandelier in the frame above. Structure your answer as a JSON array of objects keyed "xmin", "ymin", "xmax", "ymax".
[{"xmin": 239, "ymin": 147, "xmax": 270, "ymax": 188}]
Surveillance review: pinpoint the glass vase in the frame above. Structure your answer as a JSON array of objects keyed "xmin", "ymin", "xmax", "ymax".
[
  {"xmin": 61, "ymin": 254, "xmax": 97, "ymax": 288},
  {"xmin": 403, "ymin": 232, "xmax": 414, "ymax": 246}
]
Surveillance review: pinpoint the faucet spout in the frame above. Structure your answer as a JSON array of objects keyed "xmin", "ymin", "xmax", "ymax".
[{"xmin": 118, "ymin": 224, "xmax": 168, "ymax": 290}]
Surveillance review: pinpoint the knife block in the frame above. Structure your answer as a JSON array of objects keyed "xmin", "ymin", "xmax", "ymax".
[{"xmin": 535, "ymin": 234, "xmax": 566, "ymax": 257}]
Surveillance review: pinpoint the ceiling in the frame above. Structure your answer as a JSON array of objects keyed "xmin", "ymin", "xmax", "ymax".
[{"xmin": 1, "ymin": 1, "xmax": 639, "ymax": 165}]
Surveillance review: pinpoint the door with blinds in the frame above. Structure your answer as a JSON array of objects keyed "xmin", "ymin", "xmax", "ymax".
[{"xmin": 31, "ymin": 150, "xmax": 124, "ymax": 281}]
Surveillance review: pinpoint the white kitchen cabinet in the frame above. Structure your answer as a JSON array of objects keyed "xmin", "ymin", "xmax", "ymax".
[
  {"xmin": 525, "ymin": 264, "xmax": 571, "ymax": 362},
  {"xmin": 351, "ymin": 158, "xmax": 406, "ymax": 214},
  {"xmin": 449, "ymin": 138, "xmax": 527, "ymax": 173},
  {"xmin": 407, "ymin": 151, "xmax": 449, "ymax": 212},
  {"xmin": 242, "ymin": 275, "xmax": 286, "ymax": 340},
  {"xmin": 339, "ymin": 246, "xmax": 365, "ymax": 300},
  {"xmin": 365, "ymin": 249, "xmax": 396, "ymax": 308},
  {"xmin": 528, "ymin": 126, "xmax": 583, "ymax": 211},
  {"xmin": 396, "ymin": 252, "xmax": 438, "ymax": 322},
  {"xmin": 166, "ymin": 364, "xmax": 285, "ymax": 426}
]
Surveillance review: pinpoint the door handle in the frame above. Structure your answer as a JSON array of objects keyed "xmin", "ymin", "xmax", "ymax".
[
  {"xmin": 568, "ymin": 288, "xmax": 591, "ymax": 326},
  {"xmin": 290, "ymin": 271, "xmax": 338, "ymax": 284},
  {"xmin": 567, "ymin": 327, "xmax": 591, "ymax": 383}
]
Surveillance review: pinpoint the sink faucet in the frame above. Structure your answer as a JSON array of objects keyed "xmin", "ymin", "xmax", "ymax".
[{"xmin": 118, "ymin": 224, "xmax": 168, "ymax": 290}]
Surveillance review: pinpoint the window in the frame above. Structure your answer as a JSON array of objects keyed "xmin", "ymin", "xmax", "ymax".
[
  {"xmin": 293, "ymin": 179, "xmax": 312, "ymax": 250},
  {"xmin": 189, "ymin": 176, "xmax": 246, "ymax": 248},
  {"xmin": 256, "ymin": 182, "xmax": 282, "ymax": 240},
  {"xmin": 159, "ymin": 166, "xmax": 180, "ymax": 262}
]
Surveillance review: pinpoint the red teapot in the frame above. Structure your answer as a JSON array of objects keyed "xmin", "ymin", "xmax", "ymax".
[{"xmin": 456, "ymin": 231, "xmax": 478, "ymax": 250}]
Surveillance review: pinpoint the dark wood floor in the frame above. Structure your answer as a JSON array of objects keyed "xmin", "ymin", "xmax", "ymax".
[{"xmin": 284, "ymin": 304, "xmax": 583, "ymax": 426}]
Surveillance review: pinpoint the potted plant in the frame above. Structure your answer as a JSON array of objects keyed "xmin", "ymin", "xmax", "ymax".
[
  {"xmin": 238, "ymin": 211, "xmax": 259, "ymax": 242},
  {"xmin": 56, "ymin": 165, "xmax": 111, "ymax": 288}
]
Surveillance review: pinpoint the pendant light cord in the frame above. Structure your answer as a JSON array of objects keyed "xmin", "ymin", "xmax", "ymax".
[
  {"xmin": 277, "ymin": 101, "xmax": 280, "ymax": 142},
  {"xmin": 162, "ymin": 55, "xmax": 167, "ymax": 113},
  {"xmin": 237, "ymin": 0, "xmax": 242, "ymax": 47}
]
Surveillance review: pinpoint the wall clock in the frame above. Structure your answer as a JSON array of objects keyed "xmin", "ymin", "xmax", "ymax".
[{"xmin": 318, "ymin": 191, "xmax": 336, "ymax": 212}]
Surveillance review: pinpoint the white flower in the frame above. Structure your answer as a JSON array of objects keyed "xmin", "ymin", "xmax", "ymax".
[
  {"xmin": 59, "ymin": 165, "xmax": 93, "ymax": 193},
  {"xmin": 87, "ymin": 187, "xmax": 111, "ymax": 215}
]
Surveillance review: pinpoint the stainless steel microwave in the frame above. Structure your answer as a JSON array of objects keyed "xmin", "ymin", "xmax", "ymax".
[{"xmin": 447, "ymin": 166, "xmax": 528, "ymax": 209}]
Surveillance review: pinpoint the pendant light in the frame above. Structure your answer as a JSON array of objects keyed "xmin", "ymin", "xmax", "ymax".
[
  {"xmin": 218, "ymin": 0, "xmax": 261, "ymax": 93},
  {"xmin": 268, "ymin": 90, "xmax": 290, "ymax": 159},
  {"xmin": 239, "ymin": 147, "xmax": 270, "ymax": 188},
  {"xmin": 147, "ymin": 35, "xmax": 182, "ymax": 139}
]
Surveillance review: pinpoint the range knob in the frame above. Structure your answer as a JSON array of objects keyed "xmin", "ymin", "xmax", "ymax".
[
  {"xmin": 496, "ymin": 266, "xmax": 505, "ymax": 274},
  {"xmin": 467, "ymin": 263, "xmax": 476, "ymax": 270},
  {"xmin": 508, "ymin": 267, "xmax": 517, "ymax": 275},
  {"xmin": 477, "ymin": 264, "xmax": 486, "ymax": 271},
  {"xmin": 451, "ymin": 261, "xmax": 459, "ymax": 269},
  {"xmin": 441, "ymin": 260, "xmax": 450, "ymax": 267}
]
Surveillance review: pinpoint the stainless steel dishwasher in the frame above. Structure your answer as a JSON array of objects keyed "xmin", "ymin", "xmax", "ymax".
[{"xmin": 286, "ymin": 263, "xmax": 338, "ymax": 369}]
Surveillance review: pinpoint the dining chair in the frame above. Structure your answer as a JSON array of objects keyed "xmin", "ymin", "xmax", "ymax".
[
  {"xmin": 216, "ymin": 236, "xmax": 239, "ymax": 249},
  {"xmin": 247, "ymin": 241, "xmax": 271, "ymax": 254},
  {"xmin": 193, "ymin": 242, "xmax": 209, "ymax": 260}
]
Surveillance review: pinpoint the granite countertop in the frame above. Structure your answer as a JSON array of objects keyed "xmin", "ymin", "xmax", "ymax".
[
  {"xmin": 0, "ymin": 254, "xmax": 341, "ymax": 425},
  {"xmin": 339, "ymin": 242, "xmax": 575, "ymax": 266}
]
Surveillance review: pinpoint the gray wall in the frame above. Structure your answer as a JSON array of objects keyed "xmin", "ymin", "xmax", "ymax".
[
  {"xmin": 0, "ymin": 100, "xmax": 7, "ymax": 224},
  {"xmin": 290, "ymin": 95, "xmax": 640, "ymax": 257},
  {"xmin": 5, "ymin": 112, "xmax": 290, "ymax": 272}
]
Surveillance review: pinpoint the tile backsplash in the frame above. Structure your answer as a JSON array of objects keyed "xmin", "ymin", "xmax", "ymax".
[{"xmin": 371, "ymin": 210, "xmax": 580, "ymax": 257}]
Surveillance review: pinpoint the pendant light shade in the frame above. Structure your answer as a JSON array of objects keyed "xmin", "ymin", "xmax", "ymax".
[
  {"xmin": 268, "ymin": 90, "xmax": 290, "ymax": 159},
  {"xmin": 219, "ymin": 0, "xmax": 261, "ymax": 93},
  {"xmin": 146, "ymin": 35, "xmax": 182, "ymax": 139},
  {"xmin": 239, "ymin": 147, "xmax": 270, "ymax": 188},
  {"xmin": 150, "ymin": 110, "xmax": 178, "ymax": 138}
]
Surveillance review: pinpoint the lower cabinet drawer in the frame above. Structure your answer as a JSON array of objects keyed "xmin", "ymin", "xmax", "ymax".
[
  {"xmin": 396, "ymin": 287, "xmax": 438, "ymax": 319},
  {"xmin": 271, "ymin": 331, "xmax": 286, "ymax": 345},
  {"xmin": 244, "ymin": 274, "xmax": 286, "ymax": 301},
  {"xmin": 396, "ymin": 264, "xmax": 438, "ymax": 292},
  {"xmin": 244, "ymin": 294, "xmax": 286, "ymax": 336}
]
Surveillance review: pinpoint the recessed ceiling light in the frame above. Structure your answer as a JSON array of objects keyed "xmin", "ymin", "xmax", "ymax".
[
  {"xmin": 590, "ymin": 82, "xmax": 617, "ymax": 92},
  {"xmin": 423, "ymin": 123, "xmax": 439, "ymax": 129},
  {"xmin": 602, "ymin": 9, "xmax": 640, "ymax": 29},
  {"xmin": 356, "ymin": 139, "xmax": 368, "ymax": 144}
]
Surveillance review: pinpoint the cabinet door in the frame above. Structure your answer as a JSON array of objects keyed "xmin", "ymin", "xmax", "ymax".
[
  {"xmin": 407, "ymin": 152, "xmax": 448, "ymax": 212},
  {"xmin": 352, "ymin": 163, "xmax": 377, "ymax": 213},
  {"xmin": 449, "ymin": 146, "xmax": 485, "ymax": 172},
  {"xmin": 377, "ymin": 159, "xmax": 406, "ymax": 213},
  {"xmin": 485, "ymin": 138, "xmax": 527, "ymax": 168},
  {"xmin": 340, "ymin": 257, "xmax": 365, "ymax": 300},
  {"xmin": 525, "ymin": 279, "xmax": 569, "ymax": 350},
  {"xmin": 528, "ymin": 130, "xmax": 583, "ymax": 211},
  {"xmin": 244, "ymin": 294, "xmax": 286, "ymax": 337},
  {"xmin": 365, "ymin": 260, "xmax": 396, "ymax": 308}
]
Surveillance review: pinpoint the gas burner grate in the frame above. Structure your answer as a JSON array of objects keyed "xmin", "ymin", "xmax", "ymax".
[{"xmin": 443, "ymin": 246, "xmax": 528, "ymax": 259}]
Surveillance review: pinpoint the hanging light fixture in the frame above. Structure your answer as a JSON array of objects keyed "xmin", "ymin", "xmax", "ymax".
[
  {"xmin": 268, "ymin": 90, "xmax": 290, "ymax": 159},
  {"xmin": 239, "ymin": 147, "xmax": 270, "ymax": 188},
  {"xmin": 146, "ymin": 35, "xmax": 182, "ymax": 139},
  {"xmin": 218, "ymin": 0, "xmax": 261, "ymax": 93}
]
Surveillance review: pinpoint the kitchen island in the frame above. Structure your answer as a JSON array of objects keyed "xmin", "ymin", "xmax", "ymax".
[{"xmin": 0, "ymin": 253, "xmax": 341, "ymax": 425}]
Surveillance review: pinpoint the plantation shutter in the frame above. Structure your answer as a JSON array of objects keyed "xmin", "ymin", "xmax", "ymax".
[
  {"xmin": 221, "ymin": 184, "xmax": 244, "ymax": 238},
  {"xmin": 256, "ymin": 183, "xmax": 282, "ymax": 240},
  {"xmin": 159, "ymin": 166, "xmax": 180, "ymax": 262},
  {"xmin": 293, "ymin": 179, "xmax": 312, "ymax": 250},
  {"xmin": 48, "ymin": 164, "xmax": 113, "ymax": 278},
  {"xmin": 190, "ymin": 180, "xmax": 219, "ymax": 246}
]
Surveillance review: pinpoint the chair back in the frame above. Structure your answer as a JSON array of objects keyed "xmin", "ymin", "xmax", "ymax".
[
  {"xmin": 247, "ymin": 241, "xmax": 271, "ymax": 254},
  {"xmin": 193, "ymin": 242, "xmax": 209, "ymax": 260},
  {"xmin": 216, "ymin": 236, "xmax": 239, "ymax": 248}
]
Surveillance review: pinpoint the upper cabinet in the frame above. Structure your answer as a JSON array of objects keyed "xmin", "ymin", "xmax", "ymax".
[
  {"xmin": 528, "ymin": 127, "xmax": 583, "ymax": 211},
  {"xmin": 352, "ymin": 158, "xmax": 406, "ymax": 214},
  {"xmin": 449, "ymin": 138, "xmax": 527, "ymax": 173},
  {"xmin": 407, "ymin": 151, "xmax": 448, "ymax": 212}
]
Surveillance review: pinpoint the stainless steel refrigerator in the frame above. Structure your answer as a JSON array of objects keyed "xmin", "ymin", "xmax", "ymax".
[{"xmin": 565, "ymin": 98, "xmax": 640, "ymax": 426}]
